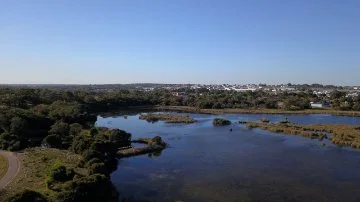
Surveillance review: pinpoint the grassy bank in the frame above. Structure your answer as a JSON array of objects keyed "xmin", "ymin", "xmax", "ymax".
[
  {"xmin": 139, "ymin": 113, "xmax": 197, "ymax": 123},
  {"xmin": 0, "ymin": 154, "xmax": 8, "ymax": 180},
  {"xmin": 156, "ymin": 106, "xmax": 360, "ymax": 117},
  {"xmin": 247, "ymin": 121, "xmax": 360, "ymax": 148},
  {"xmin": 0, "ymin": 148, "xmax": 84, "ymax": 201}
]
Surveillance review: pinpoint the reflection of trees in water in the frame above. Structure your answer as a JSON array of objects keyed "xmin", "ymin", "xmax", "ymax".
[
  {"xmin": 98, "ymin": 108, "xmax": 157, "ymax": 118},
  {"xmin": 148, "ymin": 150, "xmax": 163, "ymax": 158}
]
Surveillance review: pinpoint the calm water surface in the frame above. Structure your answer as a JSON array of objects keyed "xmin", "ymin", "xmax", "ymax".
[{"xmin": 96, "ymin": 113, "xmax": 360, "ymax": 202}]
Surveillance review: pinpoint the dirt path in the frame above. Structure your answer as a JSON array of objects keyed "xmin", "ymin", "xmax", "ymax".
[{"xmin": 0, "ymin": 151, "xmax": 20, "ymax": 189}]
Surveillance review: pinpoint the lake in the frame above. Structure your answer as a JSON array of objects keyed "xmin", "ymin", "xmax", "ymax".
[{"xmin": 96, "ymin": 112, "xmax": 360, "ymax": 202}]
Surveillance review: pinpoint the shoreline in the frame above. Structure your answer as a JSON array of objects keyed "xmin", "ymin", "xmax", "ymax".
[{"xmin": 154, "ymin": 106, "xmax": 360, "ymax": 117}]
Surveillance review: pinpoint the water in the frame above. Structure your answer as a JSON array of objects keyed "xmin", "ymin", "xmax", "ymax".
[{"xmin": 96, "ymin": 113, "xmax": 360, "ymax": 202}]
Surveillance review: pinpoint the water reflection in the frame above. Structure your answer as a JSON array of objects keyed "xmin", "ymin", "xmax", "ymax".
[{"xmin": 147, "ymin": 150, "xmax": 162, "ymax": 158}]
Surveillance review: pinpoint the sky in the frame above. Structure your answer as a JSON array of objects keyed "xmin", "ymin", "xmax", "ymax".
[{"xmin": 1, "ymin": 0, "xmax": 360, "ymax": 85}]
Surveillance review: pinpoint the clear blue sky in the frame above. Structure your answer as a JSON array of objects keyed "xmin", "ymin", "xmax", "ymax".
[{"xmin": 1, "ymin": 0, "xmax": 360, "ymax": 85}]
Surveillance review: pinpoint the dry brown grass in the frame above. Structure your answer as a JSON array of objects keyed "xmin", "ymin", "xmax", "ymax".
[
  {"xmin": 0, "ymin": 148, "xmax": 84, "ymax": 201},
  {"xmin": 0, "ymin": 154, "xmax": 8, "ymax": 180},
  {"xmin": 247, "ymin": 122, "xmax": 360, "ymax": 149}
]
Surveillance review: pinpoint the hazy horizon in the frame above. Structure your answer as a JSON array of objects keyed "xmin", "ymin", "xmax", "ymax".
[{"xmin": 1, "ymin": 1, "xmax": 360, "ymax": 85}]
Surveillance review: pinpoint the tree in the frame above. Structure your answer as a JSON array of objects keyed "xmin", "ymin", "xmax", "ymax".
[
  {"xmin": 4, "ymin": 190, "xmax": 48, "ymax": 202},
  {"xmin": 56, "ymin": 174, "xmax": 118, "ymax": 202},
  {"xmin": 42, "ymin": 134, "xmax": 62, "ymax": 148},
  {"xmin": 89, "ymin": 127, "xmax": 98, "ymax": 136},
  {"xmin": 330, "ymin": 90, "xmax": 346, "ymax": 100},
  {"xmin": 108, "ymin": 129, "xmax": 131, "ymax": 147},
  {"xmin": 10, "ymin": 117, "xmax": 28, "ymax": 137},
  {"xmin": 69, "ymin": 123, "xmax": 82, "ymax": 136},
  {"xmin": 49, "ymin": 121, "xmax": 70, "ymax": 137}
]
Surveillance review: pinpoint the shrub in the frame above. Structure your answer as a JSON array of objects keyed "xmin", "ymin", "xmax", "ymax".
[
  {"xmin": 89, "ymin": 163, "xmax": 108, "ymax": 175},
  {"xmin": 49, "ymin": 121, "xmax": 70, "ymax": 137},
  {"xmin": 260, "ymin": 118, "xmax": 270, "ymax": 123},
  {"xmin": 69, "ymin": 123, "xmax": 82, "ymax": 136},
  {"xmin": 213, "ymin": 118, "xmax": 231, "ymax": 126},
  {"xmin": 4, "ymin": 190, "xmax": 48, "ymax": 202},
  {"xmin": 56, "ymin": 174, "xmax": 118, "ymax": 202},
  {"xmin": 42, "ymin": 134, "xmax": 62, "ymax": 148},
  {"xmin": 89, "ymin": 127, "xmax": 98, "ymax": 136},
  {"xmin": 46, "ymin": 161, "xmax": 75, "ymax": 189}
]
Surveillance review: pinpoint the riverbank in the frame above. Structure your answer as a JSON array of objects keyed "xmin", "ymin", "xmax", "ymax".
[{"xmin": 155, "ymin": 106, "xmax": 360, "ymax": 117}]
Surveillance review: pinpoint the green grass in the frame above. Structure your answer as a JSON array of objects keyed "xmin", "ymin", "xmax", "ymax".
[
  {"xmin": 0, "ymin": 148, "xmax": 85, "ymax": 201},
  {"xmin": 0, "ymin": 154, "xmax": 8, "ymax": 180}
]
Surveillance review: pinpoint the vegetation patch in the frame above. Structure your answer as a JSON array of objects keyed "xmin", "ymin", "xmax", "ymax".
[
  {"xmin": 247, "ymin": 121, "xmax": 360, "ymax": 148},
  {"xmin": 213, "ymin": 118, "xmax": 231, "ymax": 126},
  {"xmin": 139, "ymin": 113, "xmax": 196, "ymax": 123},
  {"xmin": 157, "ymin": 106, "xmax": 360, "ymax": 117},
  {"xmin": 260, "ymin": 117, "xmax": 270, "ymax": 123},
  {"xmin": 0, "ymin": 154, "xmax": 8, "ymax": 180},
  {"xmin": 118, "ymin": 136, "xmax": 167, "ymax": 158},
  {"xmin": 0, "ymin": 148, "xmax": 83, "ymax": 201}
]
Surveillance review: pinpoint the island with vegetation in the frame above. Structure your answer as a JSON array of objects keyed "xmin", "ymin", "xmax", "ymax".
[
  {"xmin": 139, "ymin": 113, "xmax": 196, "ymax": 123},
  {"xmin": 118, "ymin": 136, "xmax": 167, "ymax": 158},
  {"xmin": 260, "ymin": 117, "xmax": 270, "ymax": 123},
  {"xmin": 246, "ymin": 120, "xmax": 360, "ymax": 148},
  {"xmin": 213, "ymin": 118, "xmax": 232, "ymax": 126}
]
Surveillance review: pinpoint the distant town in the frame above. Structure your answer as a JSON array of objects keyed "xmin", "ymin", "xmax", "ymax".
[{"xmin": 1, "ymin": 83, "xmax": 359, "ymax": 96}]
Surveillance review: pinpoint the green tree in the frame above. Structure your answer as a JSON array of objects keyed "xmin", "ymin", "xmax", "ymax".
[
  {"xmin": 49, "ymin": 121, "xmax": 70, "ymax": 137},
  {"xmin": 10, "ymin": 117, "xmax": 28, "ymax": 137},
  {"xmin": 69, "ymin": 123, "xmax": 82, "ymax": 136}
]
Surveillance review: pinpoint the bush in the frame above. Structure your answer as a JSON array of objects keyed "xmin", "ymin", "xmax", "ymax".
[
  {"xmin": 213, "ymin": 118, "xmax": 231, "ymax": 126},
  {"xmin": 89, "ymin": 127, "xmax": 98, "ymax": 136},
  {"xmin": 89, "ymin": 163, "xmax": 108, "ymax": 175},
  {"xmin": 49, "ymin": 121, "xmax": 70, "ymax": 137},
  {"xmin": 260, "ymin": 118, "xmax": 270, "ymax": 123},
  {"xmin": 46, "ymin": 161, "xmax": 75, "ymax": 189},
  {"xmin": 42, "ymin": 134, "xmax": 62, "ymax": 148},
  {"xmin": 69, "ymin": 123, "xmax": 82, "ymax": 136},
  {"xmin": 86, "ymin": 158, "xmax": 102, "ymax": 166},
  {"xmin": 56, "ymin": 174, "xmax": 118, "ymax": 202},
  {"xmin": 4, "ymin": 190, "xmax": 48, "ymax": 202}
]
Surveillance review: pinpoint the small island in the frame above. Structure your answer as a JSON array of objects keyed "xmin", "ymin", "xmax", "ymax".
[
  {"xmin": 260, "ymin": 117, "xmax": 270, "ymax": 123},
  {"xmin": 118, "ymin": 136, "xmax": 167, "ymax": 158},
  {"xmin": 139, "ymin": 113, "xmax": 196, "ymax": 123},
  {"xmin": 246, "ymin": 120, "xmax": 360, "ymax": 148},
  {"xmin": 213, "ymin": 118, "xmax": 232, "ymax": 126}
]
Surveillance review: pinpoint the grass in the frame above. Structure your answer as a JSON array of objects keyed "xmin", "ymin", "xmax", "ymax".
[
  {"xmin": 0, "ymin": 148, "xmax": 84, "ymax": 201},
  {"xmin": 156, "ymin": 106, "xmax": 360, "ymax": 117},
  {"xmin": 0, "ymin": 154, "xmax": 8, "ymax": 180},
  {"xmin": 139, "ymin": 113, "xmax": 197, "ymax": 123},
  {"xmin": 247, "ymin": 121, "xmax": 360, "ymax": 148}
]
